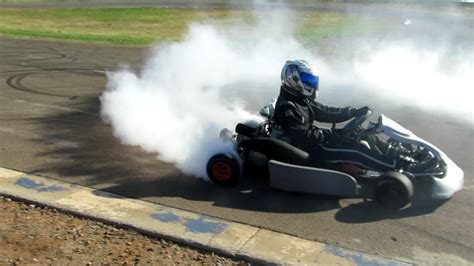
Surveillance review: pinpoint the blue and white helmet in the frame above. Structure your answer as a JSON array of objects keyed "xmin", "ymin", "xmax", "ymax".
[{"xmin": 281, "ymin": 60, "xmax": 319, "ymax": 99}]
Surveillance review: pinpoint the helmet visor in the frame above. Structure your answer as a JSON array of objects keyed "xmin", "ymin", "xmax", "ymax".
[{"xmin": 300, "ymin": 72, "xmax": 319, "ymax": 90}]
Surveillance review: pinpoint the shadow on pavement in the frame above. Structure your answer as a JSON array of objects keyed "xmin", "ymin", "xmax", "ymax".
[
  {"xmin": 335, "ymin": 198, "xmax": 448, "ymax": 223},
  {"xmin": 98, "ymin": 175, "xmax": 342, "ymax": 214},
  {"xmin": 28, "ymin": 96, "xmax": 163, "ymax": 184}
]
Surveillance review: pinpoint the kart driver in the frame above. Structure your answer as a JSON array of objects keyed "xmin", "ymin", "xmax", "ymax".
[{"xmin": 273, "ymin": 59, "xmax": 397, "ymax": 171}]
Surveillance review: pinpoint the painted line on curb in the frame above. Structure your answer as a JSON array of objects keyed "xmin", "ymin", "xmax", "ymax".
[{"xmin": 0, "ymin": 167, "xmax": 412, "ymax": 265}]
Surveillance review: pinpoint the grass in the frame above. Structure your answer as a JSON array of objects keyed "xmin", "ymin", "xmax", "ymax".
[
  {"xmin": 0, "ymin": 7, "xmax": 398, "ymax": 45},
  {"xmin": 0, "ymin": 28, "xmax": 155, "ymax": 44},
  {"xmin": 0, "ymin": 8, "xmax": 202, "ymax": 44}
]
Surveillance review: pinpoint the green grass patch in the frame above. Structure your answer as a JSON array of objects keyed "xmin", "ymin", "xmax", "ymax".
[
  {"xmin": 0, "ymin": 27, "xmax": 155, "ymax": 44},
  {"xmin": 0, "ymin": 8, "xmax": 202, "ymax": 44},
  {"xmin": 0, "ymin": 7, "xmax": 399, "ymax": 45}
]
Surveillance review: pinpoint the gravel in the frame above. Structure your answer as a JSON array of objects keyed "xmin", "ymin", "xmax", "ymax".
[{"xmin": 0, "ymin": 196, "xmax": 251, "ymax": 265}]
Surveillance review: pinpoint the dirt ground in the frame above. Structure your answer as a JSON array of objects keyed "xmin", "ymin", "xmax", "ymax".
[{"xmin": 0, "ymin": 195, "xmax": 250, "ymax": 265}]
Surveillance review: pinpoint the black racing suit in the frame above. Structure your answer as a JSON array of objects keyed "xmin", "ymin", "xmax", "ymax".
[{"xmin": 273, "ymin": 87, "xmax": 396, "ymax": 171}]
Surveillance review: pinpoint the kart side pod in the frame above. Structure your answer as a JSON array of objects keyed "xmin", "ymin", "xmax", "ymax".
[
  {"xmin": 268, "ymin": 160, "xmax": 360, "ymax": 197},
  {"xmin": 268, "ymin": 160, "xmax": 414, "ymax": 209}
]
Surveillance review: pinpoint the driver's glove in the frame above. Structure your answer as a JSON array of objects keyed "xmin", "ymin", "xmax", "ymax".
[{"xmin": 350, "ymin": 106, "xmax": 370, "ymax": 117}]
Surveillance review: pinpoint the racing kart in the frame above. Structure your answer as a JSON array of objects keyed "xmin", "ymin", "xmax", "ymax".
[{"xmin": 206, "ymin": 100, "xmax": 464, "ymax": 209}]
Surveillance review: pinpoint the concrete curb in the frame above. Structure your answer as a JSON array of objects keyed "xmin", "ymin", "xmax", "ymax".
[{"xmin": 0, "ymin": 167, "xmax": 411, "ymax": 265}]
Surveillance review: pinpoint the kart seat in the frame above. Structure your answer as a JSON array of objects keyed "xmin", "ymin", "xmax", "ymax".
[{"xmin": 239, "ymin": 137, "xmax": 309, "ymax": 166}]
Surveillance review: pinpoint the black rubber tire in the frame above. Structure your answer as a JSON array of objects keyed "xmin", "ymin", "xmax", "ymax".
[
  {"xmin": 375, "ymin": 171, "xmax": 414, "ymax": 209},
  {"xmin": 207, "ymin": 154, "xmax": 240, "ymax": 186}
]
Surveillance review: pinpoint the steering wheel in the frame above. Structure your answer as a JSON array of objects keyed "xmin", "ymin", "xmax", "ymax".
[{"xmin": 342, "ymin": 110, "xmax": 372, "ymax": 134}]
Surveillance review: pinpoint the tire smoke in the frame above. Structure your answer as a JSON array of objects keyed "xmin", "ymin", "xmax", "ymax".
[
  {"xmin": 100, "ymin": 20, "xmax": 318, "ymax": 179},
  {"xmin": 354, "ymin": 44, "xmax": 473, "ymax": 120}
]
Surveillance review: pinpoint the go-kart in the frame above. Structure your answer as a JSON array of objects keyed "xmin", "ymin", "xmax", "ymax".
[{"xmin": 207, "ymin": 99, "xmax": 464, "ymax": 209}]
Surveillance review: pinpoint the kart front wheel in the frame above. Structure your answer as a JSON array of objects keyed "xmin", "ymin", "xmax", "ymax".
[
  {"xmin": 375, "ymin": 171, "xmax": 414, "ymax": 210},
  {"xmin": 207, "ymin": 154, "xmax": 240, "ymax": 186}
]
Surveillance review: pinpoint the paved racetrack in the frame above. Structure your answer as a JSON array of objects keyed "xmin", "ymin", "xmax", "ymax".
[{"xmin": 0, "ymin": 33, "xmax": 472, "ymax": 263}]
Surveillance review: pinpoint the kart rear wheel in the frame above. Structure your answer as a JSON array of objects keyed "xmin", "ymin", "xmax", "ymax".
[
  {"xmin": 375, "ymin": 171, "xmax": 414, "ymax": 210},
  {"xmin": 207, "ymin": 154, "xmax": 240, "ymax": 186}
]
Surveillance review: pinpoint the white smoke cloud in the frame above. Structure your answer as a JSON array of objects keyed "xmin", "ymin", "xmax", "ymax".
[
  {"xmin": 353, "ymin": 43, "xmax": 473, "ymax": 119},
  {"xmin": 100, "ymin": 18, "xmax": 320, "ymax": 179},
  {"xmin": 101, "ymin": 4, "xmax": 473, "ymax": 179}
]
